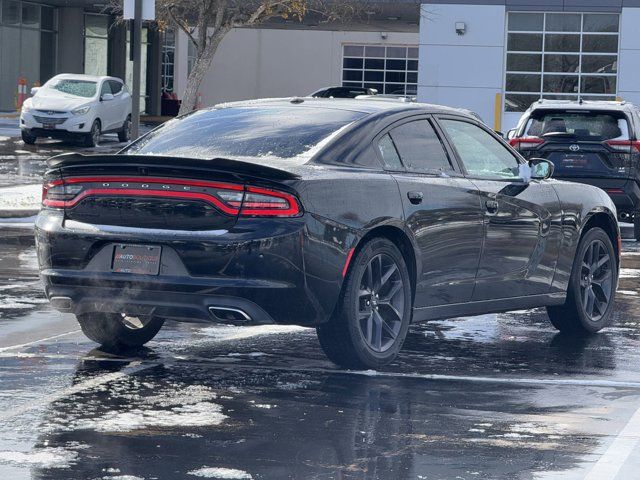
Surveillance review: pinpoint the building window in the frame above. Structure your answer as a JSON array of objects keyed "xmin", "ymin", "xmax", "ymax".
[
  {"xmin": 84, "ymin": 14, "xmax": 109, "ymax": 77},
  {"xmin": 342, "ymin": 44, "xmax": 419, "ymax": 95},
  {"xmin": 505, "ymin": 12, "xmax": 619, "ymax": 112},
  {"xmin": 161, "ymin": 28, "xmax": 175, "ymax": 93}
]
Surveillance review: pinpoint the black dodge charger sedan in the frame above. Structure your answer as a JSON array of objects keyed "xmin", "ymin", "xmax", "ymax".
[{"xmin": 36, "ymin": 98, "xmax": 620, "ymax": 369}]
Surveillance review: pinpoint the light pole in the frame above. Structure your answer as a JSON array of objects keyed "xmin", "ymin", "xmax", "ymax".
[{"xmin": 130, "ymin": 0, "xmax": 143, "ymax": 139}]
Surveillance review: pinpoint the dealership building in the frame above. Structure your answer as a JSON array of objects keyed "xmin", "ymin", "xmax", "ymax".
[{"xmin": 1, "ymin": 0, "xmax": 640, "ymax": 130}]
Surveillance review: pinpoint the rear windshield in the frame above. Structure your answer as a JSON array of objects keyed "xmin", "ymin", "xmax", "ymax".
[
  {"xmin": 124, "ymin": 106, "xmax": 365, "ymax": 161},
  {"xmin": 524, "ymin": 110, "xmax": 629, "ymax": 141}
]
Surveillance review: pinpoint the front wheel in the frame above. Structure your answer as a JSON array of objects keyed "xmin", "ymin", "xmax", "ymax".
[
  {"xmin": 547, "ymin": 227, "xmax": 617, "ymax": 334},
  {"xmin": 84, "ymin": 120, "xmax": 101, "ymax": 147},
  {"xmin": 76, "ymin": 312, "xmax": 165, "ymax": 349},
  {"xmin": 316, "ymin": 238, "xmax": 412, "ymax": 369},
  {"xmin": 21, "ymin": 130, "xmax": 37, "ymax": 145}
]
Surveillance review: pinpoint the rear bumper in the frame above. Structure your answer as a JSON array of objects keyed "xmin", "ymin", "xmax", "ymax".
[{"xmin": 35, "ymin": 210, "xmax": 346, "ymax": 327}]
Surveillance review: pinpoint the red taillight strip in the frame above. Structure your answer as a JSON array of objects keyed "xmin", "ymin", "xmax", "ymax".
[
  {"xmin": 43, "ymin": 188, "xmax": 239, "ymax": 215},
  {"xmin": 59, "ymin": 176, "xmax": 244, "ymax": 191},
  {"xmin": 240, "ymin": 186, "xmax": 300, "ymax": 216}
]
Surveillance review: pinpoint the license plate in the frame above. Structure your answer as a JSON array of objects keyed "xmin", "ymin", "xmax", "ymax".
[
  {"xmin": 42, "ymin": 123, "xmax": 56, "ymax": 130},
  {"xmin": 112, "ymin": 244, "xmax": 161, "ymax": 275}
]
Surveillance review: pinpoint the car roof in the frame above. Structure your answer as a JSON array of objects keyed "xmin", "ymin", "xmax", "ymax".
[
  {"xmin": 51, "ymin": 73, "xmax": 123, "ymax": 83},
  {"xmin": 214, "ymin": 97, "xmax": 473, "ymax": 118},
  {"xmin": 527, "ymin": 99, "xmax": 639, "ymax": 113}
]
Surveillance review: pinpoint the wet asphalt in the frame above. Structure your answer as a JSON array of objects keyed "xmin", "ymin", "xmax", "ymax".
[{"xmin": 1, "ymin": 130, "xmax": 640, "ymax": 479}]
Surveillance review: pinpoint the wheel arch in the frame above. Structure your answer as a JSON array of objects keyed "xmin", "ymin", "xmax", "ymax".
[
  {"xmin": 350, "ymin": 224, "xmax": 419, "ymax": 300},
  {"xmin": 581, "ymin": 209, "xmax": 620, "ymax": 265}
]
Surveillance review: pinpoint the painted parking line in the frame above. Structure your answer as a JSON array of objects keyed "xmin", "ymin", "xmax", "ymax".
[
  {"xmin": 584, "ymin": 404, "xmax": 640, "ymax": 480},
  {"xmin": 0, "ymin": 360, "xmax": 158, "ymax": 422},
  {"xmin": 0, "ymin": 329, "xmax": 81, "ymax": 353}
]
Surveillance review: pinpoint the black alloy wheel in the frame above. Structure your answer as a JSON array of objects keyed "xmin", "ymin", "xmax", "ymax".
[{"xmin": 579, "ymin": 239, "xmax": 613, "ymax": 322}]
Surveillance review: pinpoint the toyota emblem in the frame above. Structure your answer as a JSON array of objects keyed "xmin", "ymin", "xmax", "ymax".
[{"xmin": 569, "ymin": 144, "xmax": 580, "ymax": 152}]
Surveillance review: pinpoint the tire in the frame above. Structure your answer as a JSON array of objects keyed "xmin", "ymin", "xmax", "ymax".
[
  {"xmin": 634, "ymin": 213, "xmax": 640, "ymax": 242},
  {"xmin": 316, "ymin": 238, "xmax": 413, "ymax": 369},
  {"xmin": 84, "ymin": 120, "xmax": 101, "ymax": 147},
  {"xmin": 21, "ymin": 130, "xmax": 37, "ymax": 145},
  {"xmin": 76, "ymin": 312, "xmax": 165, "ymax": 349},
  {"xmin": 547, "ymin": 227, "xmax": 617, "ymax": 334},
  {"xmin": 118, "ymin": 116, "xmax": 131, "ymax": 143}
]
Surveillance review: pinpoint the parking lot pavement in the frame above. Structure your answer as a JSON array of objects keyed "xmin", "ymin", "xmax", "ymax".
[{"xmin": 0, "ymin": 235, "xmax": 639, "ymax": 479}]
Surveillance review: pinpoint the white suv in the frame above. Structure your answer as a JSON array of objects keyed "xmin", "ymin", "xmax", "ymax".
[{"xmin": 20, "ymin": 74, "xmax": 132, "ymax": 147}]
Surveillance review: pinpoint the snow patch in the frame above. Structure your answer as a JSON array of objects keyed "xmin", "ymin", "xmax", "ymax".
[
  {"xmin": 618, "ymin": 289, "xmax": 639, "ymax": 296},
  {"xmin": 620, "ymin": 268, "xmax": 640, "ymax": 278},
  {"xmin": 0, "ymin": 447, "xmax": 78, "ymax": 469},
  {"xmin": 187, "ymin": 467, "xmax": 252, "ymax": 479},
  {"xmin": 0, "ymin": 184, "xmax": 41, "ymax": 211}
]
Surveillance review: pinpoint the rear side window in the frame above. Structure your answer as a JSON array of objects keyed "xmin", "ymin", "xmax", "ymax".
[
  {"xmin": 377, "ymin": 134, "xmax": 403, "ymax": 170},
  {"xmin": 524, "ymin": 110, "xmax": 629, "ymax": 141},
  {"xmin": 124, "ymin": 106, "xmax": 365, "ymax": 161},
  {"xmin": 109, "ymin": 81, "xmax": 123, "ymax": 94},
  {"xmin": 389, "ymin": 120, "xmax": 452, "ymax": 173}
]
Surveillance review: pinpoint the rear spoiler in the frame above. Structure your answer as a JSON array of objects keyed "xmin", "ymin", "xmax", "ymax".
[{"xmin": 46, "ymin": 153, "xmax": 301, "ymax": 181}]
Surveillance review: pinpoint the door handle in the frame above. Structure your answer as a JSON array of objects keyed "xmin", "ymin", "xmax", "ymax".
[
  {"xmin": 407, "ymin": 191, "xmax": 423, "ymax": 205},
  {"xmin": 485, "ymin": 200, "xmax": 499, "ymax": 214}
]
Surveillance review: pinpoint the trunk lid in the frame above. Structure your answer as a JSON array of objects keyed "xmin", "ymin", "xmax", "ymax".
[{"xmin": 44, "ymin": 153, "xmax": 300, "ymax": 231}]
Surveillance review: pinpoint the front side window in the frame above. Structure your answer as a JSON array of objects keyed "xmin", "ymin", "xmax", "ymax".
[
  {"xmin": 100, "ymin": 81, "xmax": 112, "ymax": 96},
  {"xmin": 440, "ymin": 119, "xmax": 521, "ymax": 179},
  {"xmin": 389, "ymin": 120, "xmax": 452, "ymax": 173}
]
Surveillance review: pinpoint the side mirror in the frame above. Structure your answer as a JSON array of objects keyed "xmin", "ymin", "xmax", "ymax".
[
  {"xmin": 30, "ymin": 87, "xmax": 40, "ymax": 96},
  {"xmin": 101, "ymin": 93, "xmax": 114, "ymax": 102},
  {"xmin": 506, "ymin": 128, "xmax": 517, "ymax": 140},
  {"xmin": 529, "ymin": 158, "xmax": 554, "ymax": 180}
]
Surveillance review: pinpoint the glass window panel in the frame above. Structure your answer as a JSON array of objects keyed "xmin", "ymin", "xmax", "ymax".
[
  {"xmin": 508, "ymin": 13, "xmax": 543, "ymax": 32},
  {"xmin": 343, "ymin": 45, "xmax": 363, "ymax": 56},
  {"xmin": 581, "ymin": 55, "xmax": 617, "ymax": 74},
  {"xmin": 41, "ymin": 6, "xmax": 55, "ymax": 31},
  {"xmin": 364, "ymin": 58, "xmax": 384, "ymax": 70},
  {"xmin": 543, "ymin": 75, "xmax": 579, "ymax": 93},
  {"xmin": 506, "ymin": 74, "xmax": 541, "ymax": 92},
  {"xmin": 364, "ymin": 71, "xmax": 384, "ymax": 82},
  {"xmin": 390, "ymin": 120, "xmax": 452, "ymax": 173},
  {"xmin": 342, "ymin": 82, "xmax": 362, "ymax": 88},
  {"xmin": 386, "ymin": 46, "xmax": 406, "ymax": 58},
  {"xmin": 377, "ymin": 134, "xmax": 403, "ymax": 170},
  {"xmin": 545, "ymin": 14, "xmax": 580, "ymax": 32},
  {"xmin": 408, "ymin": 47, "xmax": 419, "ymax": 59},
  {"xmin": 407, "ymin": 60, "xmax": 418, "ymax": 71},
  {"xmin": 584, "ymin": 14, "xmax": 619, "ymax": 33},
  {"xmin": 407, "ymin": 72, "xmax": 418, "ymax": 83},
  {"xmin": 385, "ymin": 85, "xmax": 405, "ymax": 94},
  {"xmin": 582, "ymin": 35, "xmax": 618, "ymax": 53},
  {"xmin": 507, "ymin": 53, "xmax": 542, "ymax": 72},
  {"xmin": 581, "ymin": 95, "xmax": 616, "ymax": 101},
  {"xmin": 40, "ymin": 31, "xmax": 56, "ymax": 83},
  {"xmin": 385, "ymin": 71, "xmax": 405, "ymax": 83},
  {"xmin": 541, "ymin": 94, "xmax": 579, "ymax": 101},
  {"xmin": 544, "ymin": 54, "xmax": 579, "ymax": 73},
  {"xmin": 364, "ymin": 83, "xmax": 384, "ymax": 92},
  {"xmin": 507, "ymin": 33, "xmax": 543, "ymax": 52},
  {"xmin": 343, "ymin": 58, "xmax": 363, "ymax": 69},
  {"xmin": 85, "ymin": 14, "xmax": 108, "ymax": 38},
  {"xmin": 581, "ymin": 76, "xmax": 617, "ymax": 94},
  {"xmin": 365, "ymin": 46, "xmax": 385, "ymax": 58},
  {"xmin": 342, "ymin": 70, "xmax": 362, "ymax": 81},
  {"xmin": 545, "ymin": 34, "xmax": 580, "ymax": 52},
  {"xmin": 22, "ymin": 3, "xmax": 40, "ymax": 27},
  {"xmin": 505, "ymin": 94, "xmax": 540, "ymax": 112},
  {"xmin": 3, "ymin": 1, "xmax": 20, "ymax": 24},
  {"xmin": 386, "ymin": 59, "xmax": 406, "ymax": 71}
]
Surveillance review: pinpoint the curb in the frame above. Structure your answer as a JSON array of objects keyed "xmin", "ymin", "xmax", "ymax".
[{"xmin": 0, "ymin": 209, "xmax": 40, "ymax": 219}]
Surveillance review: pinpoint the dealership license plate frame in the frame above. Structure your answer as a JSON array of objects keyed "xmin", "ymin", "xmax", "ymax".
[
  {"xmin": 112, "ymin": 244, "xmax": 162, "ymax": 275},
  {"xmin": 42, "ymin": 122, "xmax": 56, "ymax": 130}
]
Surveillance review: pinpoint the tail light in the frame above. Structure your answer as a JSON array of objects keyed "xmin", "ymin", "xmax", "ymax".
[
  {"xmin": 41, "ymin": 177, "xmax": 302, "ymax": 218},
  {"xmin": 605, "ymin": 140, "xmax": 640, "ymax": 153},
  {"xmin": 508, "ymin": 136, "xmax": 544, "ymax": 151}
]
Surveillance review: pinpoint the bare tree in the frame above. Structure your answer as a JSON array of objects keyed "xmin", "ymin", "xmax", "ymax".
[{"xmin": 145, "ymin": 0, "xmax": 366, "ymax": 114}]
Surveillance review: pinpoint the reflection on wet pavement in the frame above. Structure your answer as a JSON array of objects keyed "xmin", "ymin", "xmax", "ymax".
[{"xmin": 0, "ymin": 240, "xmax": 640, "ymax": 479}]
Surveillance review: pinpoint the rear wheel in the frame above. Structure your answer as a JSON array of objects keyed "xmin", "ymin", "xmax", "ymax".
[
  {"xmin": 118, "ymin": 116, "xmax": 131, "ymax": 142},
  {"xmin": 547, "ymin": 227, "xmax": 617, "ymax": 334},
  {"xmin": 21, "ymin": 130, "xmax": 37, "ymax": 145},
  {"xmin": 316, "ymin": 238, "xmax": 412, "ymax": 369},
  {"xmin": 76, "ymin": 312, "xmax": 165, "ymax": 349},
  {"xmin": 84, "ymin": 120, "xmax": 101, "ymax": 147}
]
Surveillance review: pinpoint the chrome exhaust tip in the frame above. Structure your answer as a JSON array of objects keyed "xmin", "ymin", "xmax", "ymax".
[{"xmin": 208, "ymin": 306, "xmax": 252, "ymax": 322}]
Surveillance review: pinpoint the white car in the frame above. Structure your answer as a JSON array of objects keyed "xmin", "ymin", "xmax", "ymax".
[{"xmin": 20, "ymin": 74, "xmax": 132, "ymax": 147}]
